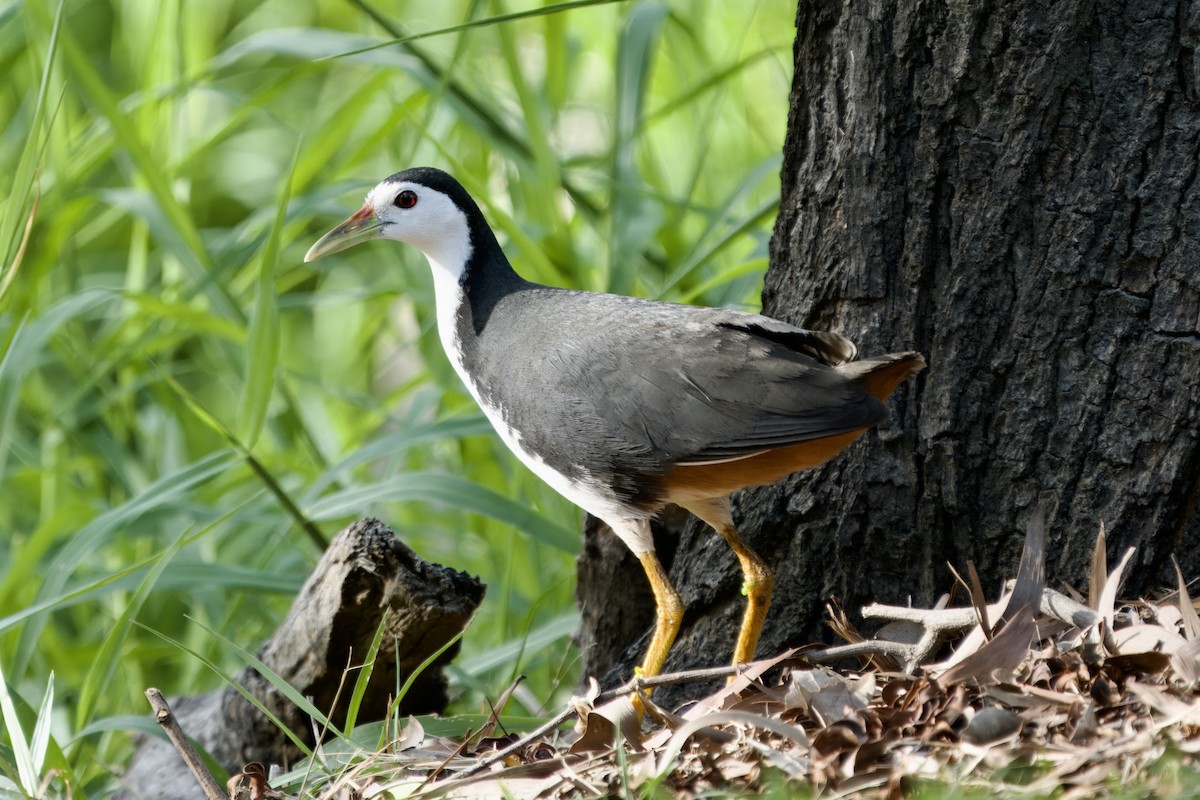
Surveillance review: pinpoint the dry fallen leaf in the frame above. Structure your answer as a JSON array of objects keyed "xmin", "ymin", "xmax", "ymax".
[
  {"xmin": 569, "ymin": 695, "xmax": 642, "ymax": 754},
  {"xmin": 1110, "ymin": 623, "xmax": 1187, "ymax": 656},
  {"xmin": 940, "ymin": 605, "xmax": 1037, "ymax": 686},
  {"xmin": 785, "ymin": 668, "xmax": 871, "ymax": 726}
]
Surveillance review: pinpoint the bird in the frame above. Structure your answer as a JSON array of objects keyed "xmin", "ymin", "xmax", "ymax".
[{"xmin": 305, "ymin": 167, "xmax": 924, "ymax": 696}]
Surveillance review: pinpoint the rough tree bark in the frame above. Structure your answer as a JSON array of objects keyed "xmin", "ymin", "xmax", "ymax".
[
  {"xmin": 578, "ymin": 0, "xmax": 1200, "ymax": 704},
  {"xmin": 120, "ymin": 519, "xmax": 484, "ymax": 800}
]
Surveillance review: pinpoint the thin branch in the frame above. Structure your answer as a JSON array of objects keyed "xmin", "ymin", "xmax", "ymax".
[{"xmin": 145, "ymin": 688, "xmax": 226, "ymax": 800}]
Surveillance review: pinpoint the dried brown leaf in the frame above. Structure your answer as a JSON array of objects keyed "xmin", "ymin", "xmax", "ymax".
[
  {"xmin": 1099, "ymin": 547, "xmax": 1136, "ymax": 639},
  {"xmin": 1089, "ymin": 522, "xmax": 1107, "ymax": 610},
  {"xmin": 652, "ymin": 710, "xmax": 810, "ymax": 777},
  {"xmin": 1088, "ymin": 671, "xmax": 1121, "ymax": 706},
  {"xmin": 1105, "ymin": 651, "xmax": 1172, "ymax": 676},
  {"xmin": 786, "ymin": 668, "xmax": 871, "ymax": 726},
  {"xmin": 968, "ymin": 561, "xmax": 993, "ymax": 638},
  {"xmin": 940, "ymin": 604, "xmax": 1037, "ymax": 687},
  {"xmin": 1069, "ymin": 700, "xmax": 1101, "ymax": 744},
  {"xmin": 946, "ymin": 561, "xmax": 991, "ymax": 640},
  {"xmin": 830, "ymin": 600, "xmax": 899, "ymax": 672},
  {"xmin": 1173, "ymin": 556, "xmax": 1200, "ymax": 641},
  {"xmin": 983, "ymin": 684, "xmax": 1077, "ymax": 710},
  {"xmin": 827, "ymin": 599, "xmax": 863, "ymax": 644},
  {"xmin": 1170, "ymin": 638, "xmax": 1200, "ymax": 685},
  {"xmin": 1127, "ymin": 682, "xmax": 1200, "ymax": 729},
  {"xmin": 478, "ymin": 676, "xmax": 525, "ymax": 741},
  {"xmin": 1109, "ymin": 623, "xmax": 1186, "ymax": 656},
  {"xmin": 1021, "ymin": 683, "xmax": 1087, "ymax": 707},
  {"xmin": 811, "ymin": 718, "xmax": 867, "ymax": 757},
  {"xmin": 227, "ymin": 763, "xmax": 269, "ymax": 800},
  {"xmin": 669, "ymin": 648, "xmax": 797, "ymax": 729},
  {"xmin": 961, "ymin": 706, "xmax": 1022, "ymax": 746},
  {"xmin": 569, "ymin": 695, "xmax": 642, "ymax": 754},
  {"xmin": 1004, "ymin": 505, "xmax": 1046, "ymax": 625},
  {"xmin": 398, "ymin": 716, "xmax": 425, "ymax": 752}
]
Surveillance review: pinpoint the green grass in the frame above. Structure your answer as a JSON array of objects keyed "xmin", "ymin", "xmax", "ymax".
[{"xmin": 0, "ymin": 0, "xmax": 794, "ymax": 794}]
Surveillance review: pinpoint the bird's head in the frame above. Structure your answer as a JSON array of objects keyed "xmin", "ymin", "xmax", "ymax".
[{"xmin": 304, "ymin": 167, "xmax": 475, "ymax": 266}]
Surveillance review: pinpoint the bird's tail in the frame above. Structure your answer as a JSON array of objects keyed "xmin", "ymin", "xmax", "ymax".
[{"xmin": 841, "ymin": 351, "xmax": 926, "ymax": 401}]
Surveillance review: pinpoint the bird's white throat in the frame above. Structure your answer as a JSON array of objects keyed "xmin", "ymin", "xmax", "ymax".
[
  {"xmin": 424, "ymin": 253, "xmax": 473, "ymax": 387},
  {"xmin": 376, "ymin": 187, "xmax": 472, "ymax": 367}
]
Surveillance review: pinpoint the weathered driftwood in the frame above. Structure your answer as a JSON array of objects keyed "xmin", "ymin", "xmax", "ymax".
[{"xmin": 120, "ymin": 518, "xmax": 485, "ymax": 800}]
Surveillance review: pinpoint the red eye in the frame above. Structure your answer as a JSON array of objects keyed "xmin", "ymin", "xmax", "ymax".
[{"xmin": 394, "ymin": 190, "xmax": 418, "ymax": 209}]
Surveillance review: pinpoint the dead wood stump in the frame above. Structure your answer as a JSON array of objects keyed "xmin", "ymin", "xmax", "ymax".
[{"xmin": 119, "ymin": 518, "xmax": 484, "ymax": 800}]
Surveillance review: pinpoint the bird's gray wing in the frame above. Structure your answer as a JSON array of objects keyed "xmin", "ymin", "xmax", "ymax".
[
  {"xmin": 546, "ymin": 297, "xmax": 884, "ymax": 466},
  {"xmin": 707, "ymin": 315, "xmax": 858, "ymax": 367}
]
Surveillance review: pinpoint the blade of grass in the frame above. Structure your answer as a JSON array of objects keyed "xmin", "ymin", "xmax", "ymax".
[
  {"xmin": 304, "ymin": 473, "xmax": 578, "ymax": 554},
  {"xmin": 28, "ymin": 1, "xmax": 238, "ymax": 320},
  {"xmin": 452, "ymin": 611, "xmax": 579, "ymax": 677},
  {"xmin": 0, "ymin": 0, "xmax": 62, "ymax": 302},
  {"xmin": 13, "ymin": 450, "xmax": 239, "ymax": 677},
  {"xmin": 608, "ymin": 1, "xmax": 668, "ymax": 294},
  {"xmin": 237, "ymin": 142, "xmax": 299, "ymax": 447},
  {"xmin": 162, "ymin": 369, "xmax": 327, "ymax": 549},
  {"xmin": 0, "ymin": 560, "xmax": 164, "ymax": 635},
  {"xmin": 0, "ymin": 288, "xmax": 116, "ymax": 480},
  {"xmin": 327, "ymin": 0, "xmax": 629, "ymax": 60},
  {"xmin": 676, "ymin": 258, "xmax": 767, "ymax": 304},
  {"xmin": 292, "ymin": 73, "xmax": 390, "ymax": 193},
  {"xmin": 0, "ymin": 662, "xmax": 38, "ymax": 793},
  {"xmin": 342, "ymin": 611, "xmax": 389, "ymax": 737},
  {"xmin": 184, "ymin": 616, "xmax": 348, "ymax": 739},
  {"xmin": 74, "ymin": 524, "xmax": 190, "ymax": 732},
  {"xmin": 304, "ymin": 414, "xmax": 492, "ymax": 498},
  {"xmin": 496, "ymin": 1, "xmax": 559, "ymax": 224},
  {"xmin": 134, "ymin": 621, "xmax": 320, "ymax": 758},
  {"xmin": 641, "ymin": 47, "xmax": 778, "ymax": 128},
  {"xmin": 0, "ymin": 180, "xmax": 41, "ymax": 310},
  {"xmin": 395, "ymin": 626, "xmax": 468, "ymax": 708},
  {"xmin": 0, "ymin": 495, "xmax": 259, "ymax": 635},
  {"xmin": 28, "ymin": 675, "xmax": 53, "ymax": 792},
  {"xmin": 655, "ymin": 158, "xmax": 779, "ymax": 297},
  {"xmin": 342, "ymin": 0, "xmax": 604, "ymax": 220}
]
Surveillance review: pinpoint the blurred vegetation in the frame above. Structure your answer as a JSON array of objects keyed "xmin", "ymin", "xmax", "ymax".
[{"xmin": 0, "ymin": 0, "xmax": 794, "ymax": 793}]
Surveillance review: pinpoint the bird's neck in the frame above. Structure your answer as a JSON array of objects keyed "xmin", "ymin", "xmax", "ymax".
[{"xmin": 423, "ymin": 215, "xmax": 526, "ymax": 371}]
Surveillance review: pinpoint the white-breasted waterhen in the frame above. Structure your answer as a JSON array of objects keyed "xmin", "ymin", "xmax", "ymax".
[{"xmin": 306, "ymin": 167, "xmax": 925, "ymax": 693}]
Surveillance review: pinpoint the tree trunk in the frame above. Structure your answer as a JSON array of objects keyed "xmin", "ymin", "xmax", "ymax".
[{"xmin": 578, "ymin": 0, "xmax": 1200, "ymax": 706}]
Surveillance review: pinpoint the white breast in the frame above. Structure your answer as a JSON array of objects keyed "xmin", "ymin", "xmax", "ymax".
[{"xmin": 422, "ymin": 252, "xmax": 647, "ymax": 541}]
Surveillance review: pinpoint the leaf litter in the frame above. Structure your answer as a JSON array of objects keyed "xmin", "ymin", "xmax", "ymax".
[{"xmin": 252, "ymin": 513, "xmax": 1200, "ymax": 798}]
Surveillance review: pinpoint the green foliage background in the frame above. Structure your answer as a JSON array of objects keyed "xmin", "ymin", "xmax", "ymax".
[{"xmin": 0, "ymin": 0, "xmax": 793, "ymax": 793}]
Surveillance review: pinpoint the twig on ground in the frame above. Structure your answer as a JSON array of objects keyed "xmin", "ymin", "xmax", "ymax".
[
  {"xmin": 861, "ymin": 587, "xmax": 1103, "ymax": 670},
  {"xmin": 864, "ymin": 588, "xmax": 1100, "ymax": 632},
  {"xmin": 145, "ymin": 688, "xmax": 226, "ymax": 800},
  {"xmin": 802, "ymin": 639, "xmax": 931, "ymax": 666}
]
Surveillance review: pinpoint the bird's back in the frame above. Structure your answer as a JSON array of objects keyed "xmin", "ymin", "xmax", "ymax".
[{"xmin": 455, "ymin": 285, "xmax": 916, "ymax": 509}]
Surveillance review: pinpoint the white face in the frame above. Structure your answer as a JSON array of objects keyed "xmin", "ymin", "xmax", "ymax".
[
  {"xmin": 364, "ymin": 180, "xmax": 476, "ymax": 344},
  {"xmin": 305, "ymin": 177, "xmax": 473, "ymax": 272},
  {"xmin": 366, "ymin": 180, "xmax": 471, "ymax": 262}
]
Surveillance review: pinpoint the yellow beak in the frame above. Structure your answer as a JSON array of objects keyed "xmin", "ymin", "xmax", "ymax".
[{"xmin": 304, "ymin": 203, "xmax": 383, "ymax": 262}]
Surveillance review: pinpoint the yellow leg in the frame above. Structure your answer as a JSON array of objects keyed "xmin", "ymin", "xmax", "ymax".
[
  {"xmin": 635, "ymin": 551, "xmax": 684, "ymax": 682},
  {"xmin": 682, "ymin": 498, "xmax": 776, "ymax": 670},
  {"xmin": 719, "ymin": 522, "xmax": 775, "ymax": 666}
]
